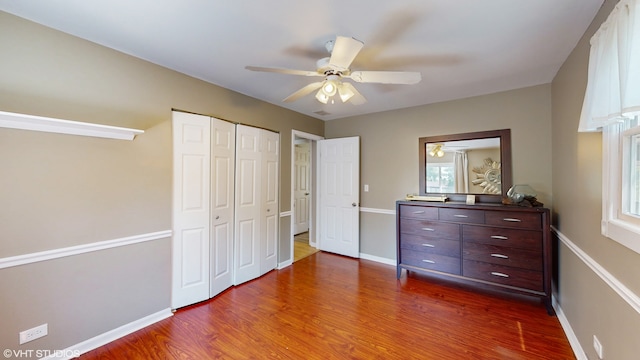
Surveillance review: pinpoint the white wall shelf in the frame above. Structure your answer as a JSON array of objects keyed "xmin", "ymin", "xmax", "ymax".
[{"xmin": 0, "ymin": 110, "xmax": 144, "ymax": 140}]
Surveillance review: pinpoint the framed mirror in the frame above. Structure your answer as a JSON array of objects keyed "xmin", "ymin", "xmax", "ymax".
[{"xmin": 418, "ymin": 129, "xmax": 512, "ymax": 203}]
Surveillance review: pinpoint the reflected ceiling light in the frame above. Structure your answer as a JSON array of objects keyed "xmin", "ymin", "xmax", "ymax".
[{"xmin": 429, "ymin": 144, "xmax": 445, "ymax": 157}]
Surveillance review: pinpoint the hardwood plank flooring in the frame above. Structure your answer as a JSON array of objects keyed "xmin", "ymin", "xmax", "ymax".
[
  {"xmin": 293, "ymin": 232, "xmax": 319, "ymax": 262},
  {"xmin": 80, "ymin": 252, "xmax": 575, "ymax": 359}
]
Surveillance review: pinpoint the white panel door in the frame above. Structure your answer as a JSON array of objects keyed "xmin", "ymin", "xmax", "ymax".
[
  {"xmin": 318, "ymin": 137, "xmax": 360, "ymax": 258},
  {"xmin": 293, "ymin": 141, "xmax": 311, "ymax": 235},
  {"xmin": 172, "ymin": 112, "xmax": 211, "ymax": 309},
  {"xmin": 210, "ymin": 118, "xmax": 235, "ymax": 298},
  {"xmin": 260, "ymin": 130, "xmax": 279, "ymax": 275},
  {"xmin": 234, "ymin": 125, "xmax": 261, "ymax": 285}
]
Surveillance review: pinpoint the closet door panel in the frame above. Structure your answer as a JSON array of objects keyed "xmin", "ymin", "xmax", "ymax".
[
  {"xmin": 234, "ymin": 125, "xmax": 261, "ymax": 285},
  {"xmin": 172, "ymin": 112, "xmax": 211, "ymax": 309},
  {"xmin": 210, "ymin": 118, "xmax": 235, "ymax": 298},
  {"xmin": 261, "ymin": 130, "xmax": 279, "ymax": 274}
]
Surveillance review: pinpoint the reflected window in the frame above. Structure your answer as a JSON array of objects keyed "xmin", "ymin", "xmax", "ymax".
[{"xmin": 426, "ymin": 163, "xmax": 454, "ymax": 193}]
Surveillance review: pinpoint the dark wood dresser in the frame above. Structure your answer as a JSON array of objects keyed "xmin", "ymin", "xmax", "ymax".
[{"xmin": 396, "ymin": 200, "xmax": 553, "ymax": 314}]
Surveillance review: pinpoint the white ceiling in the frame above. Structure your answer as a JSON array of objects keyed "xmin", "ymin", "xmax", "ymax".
[{"xmin": 0, "ymin": 0, "xmax": 604, "ymax": 121}]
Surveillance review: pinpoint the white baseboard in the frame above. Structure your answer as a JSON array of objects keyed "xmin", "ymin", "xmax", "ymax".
[
  {"xmin": 553, "ymin": 296, "xmax": 587, "ymax": 360},
  {"xmin": 44, "ymin": 308, "xmax": 174, "ymax": 360},
  {"xmin": 359, "ymin": 252, "xmax": 396, "ymax": 266},
  {"xmin": 278, "ymin": 259, "xmax": 293, "ymax": 269}
]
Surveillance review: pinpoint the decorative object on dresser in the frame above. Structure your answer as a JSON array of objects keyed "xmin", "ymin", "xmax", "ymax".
[
  {"xmin": 504, "ymin": 184, "xmax": 544, "ymax": 207},
  {"xmin": 396, "ymin": 200, "xmax": 553, "ymax": 315}
]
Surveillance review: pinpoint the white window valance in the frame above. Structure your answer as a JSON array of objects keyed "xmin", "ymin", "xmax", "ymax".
[{"xmin": 579, "ymin": 0, "xmax": 640, "ymax": 132}]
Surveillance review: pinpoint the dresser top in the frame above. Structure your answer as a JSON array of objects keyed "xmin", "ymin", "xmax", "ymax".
[{"xmin": 396, "ymin": 200, "xmax": 549, "ymax": 214}]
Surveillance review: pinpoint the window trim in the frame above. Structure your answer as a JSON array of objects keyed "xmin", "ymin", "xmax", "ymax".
[{"xmin": 602, "ymin": 120, "xmax": 640, "ymax": 254}]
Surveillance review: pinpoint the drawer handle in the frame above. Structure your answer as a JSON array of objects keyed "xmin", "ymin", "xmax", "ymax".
[
  {"xmin": 413, "ymin": 210, "xmax": 426, "ymax": 214},
  {"xmin": 502, "ymin": 218, "xmax": 522, "ymax": 222},
  {"xmin": 490, "ymin": 272, "xmax": 510, "ymax": 278},
  {"xmin": 491, "ymin": 253, "xmax": 509, "ymax": 259},
  {"xmin": 453, "ymin": 214, "xmax": 468, "ymax": 218},
  {"xmin": 490, "ymin": 235, "xmax": 509, "ymax": 240},
  {"xmin": 422, "ymin": 259, "xmax": 435, "ymax": 264},
  {"xmin": 421, "ymin": 243, "xmax": 435, "ymax": 248},
  {"xmin": 421, "ymin": 227, "xmax": 435, "ymax": 231}
]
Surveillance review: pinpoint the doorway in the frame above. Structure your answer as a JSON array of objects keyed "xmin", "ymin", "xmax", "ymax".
[{"xmin": 291, "ymin": 130, "xmax": 323, "ymax": 262}]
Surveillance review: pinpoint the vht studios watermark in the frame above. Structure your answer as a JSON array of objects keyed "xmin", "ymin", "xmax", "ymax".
[{"xmin": 3, "ymin": 349, "xmax": 80, "ymax": 358}]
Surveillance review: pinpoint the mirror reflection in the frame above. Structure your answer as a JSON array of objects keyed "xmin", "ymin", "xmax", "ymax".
[
  {"xmin": 418, "ymin": 129, "xmax": 512, "ymax": 201},
  {"xmin": 425, "ymin": 138, "xmax": 501, "ymax": 194}
]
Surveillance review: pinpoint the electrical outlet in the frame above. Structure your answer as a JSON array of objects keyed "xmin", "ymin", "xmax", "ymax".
[
  {"xmin": 19, "ymin": 323, "xmax": 48, "ymax": 344},
  {"xmin": 593, "ymin": 335, "xmax": 604, "ymax": 359}
]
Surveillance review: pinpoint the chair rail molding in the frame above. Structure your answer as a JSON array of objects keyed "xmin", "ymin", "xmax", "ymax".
[
  {"xmin": 360, "ymin": 207, "xmax": 395, "ymax": 215},
  {"xmin": 0, "ymin": 230, "xmax": 172, "ymax": 269},
  {"xmin": 552, "ymin": 226, "xmax": 640, "ymax": 314},
  {"xmin": 0, "ymin": 110, "xmax": 144, "ymax": 140}
]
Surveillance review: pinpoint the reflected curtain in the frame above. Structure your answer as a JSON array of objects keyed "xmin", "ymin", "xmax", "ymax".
[
  {"xmin": 454, "ymin": 151, "xmax": 469, "ymax": 193},
  {"xmin": 579, "ymin": 0, "xmax": 640, "ymax": 131}
]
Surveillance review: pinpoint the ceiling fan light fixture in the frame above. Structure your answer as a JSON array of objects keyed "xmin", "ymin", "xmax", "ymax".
[
  {"xmin": 315, "ymin": 89, "xmax": 330, "ymax": 104},
  {"xmin": 322, "ymin": 81, "xmax": 337, "ymax": 96},
  {"xmin": 338, "ymin": 84, "xmax": 354, "ymax": 102}
]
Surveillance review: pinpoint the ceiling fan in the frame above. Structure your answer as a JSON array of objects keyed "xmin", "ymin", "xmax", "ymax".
[{"xmin": 245, "ymin": 36, "xmax": 422, "ymax": 105}]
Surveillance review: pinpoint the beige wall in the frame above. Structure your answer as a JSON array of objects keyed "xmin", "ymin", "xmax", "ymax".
[
  {"xmin": 0, "ymin": 11, "xmax": 322, "ymax": 353},
  {"xmin": 325, "ymin": 84, "xmax": 553, "ymax": 259},
  {"xmin": 552, "ymin": 0, "xmax": 640, "ymax": 358}
]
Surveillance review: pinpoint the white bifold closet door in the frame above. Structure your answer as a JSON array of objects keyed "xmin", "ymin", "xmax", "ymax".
[
  {"xmin": 209, "ymin": 118, "xmax": 236, "ymax": 297},
  {"xmin": 171, "ymin": 112, "xmax": 235, "ymax": 309},
  {"xmin": 234, "ymin": 125, "xmax": 279, "ymax": 285}
]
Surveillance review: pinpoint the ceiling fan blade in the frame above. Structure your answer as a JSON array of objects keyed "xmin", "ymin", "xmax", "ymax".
[
  {"xmin": 329, "ymin": 36, "xmax": 364, "ymax": 71},
  {"xmin": 348, "ymin": 71, "xmax": 421, "ymax": 84},
  {"xmin": 283, "ymin": 82, "xmax": 323, "ymax": 102},
  {"xmin": 245, "ymin": 66, "xmax": 321, "ymax": 77},
  {"xmin": 340, "ymin": 82, "xmax": 367, "ymax": 105}
]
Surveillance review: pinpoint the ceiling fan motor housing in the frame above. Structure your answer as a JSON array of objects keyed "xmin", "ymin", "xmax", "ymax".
[{"xmin": 316, "ymin": 57, "xmax": 347, "ymax": 76}]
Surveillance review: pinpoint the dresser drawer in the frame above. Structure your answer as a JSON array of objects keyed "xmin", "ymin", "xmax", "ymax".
[
  {"xmin": 398, "ymin": 205, "xmax": 438, "ymax": 220},
  {"xmin": 399, "ymin": 218, "xmax": 459, "ymax": 240},
  {"xmin": 400, "ymin": 234, "xmax": 460, "ymax": 257},
  {"xmin": 462, "ymin": 225, "xmax": 542, "ymax": 251},
  {"xmin": 439, "ymin": 208, "xmax": 484, "ymax": 224},
  {"xmin": 485, "ymin": 211, "xmax": 541, "ymax": 230},
  {"xmin": 401, "ymin": 251, "xmax": 461, "ymax": 275},
  {"xmin": 463, "ymin": 260, "xmax": 543, "ymax": 292},
  {"xmin": 462, "ymin": 242, "xmax": 542, "ymax": 271}
]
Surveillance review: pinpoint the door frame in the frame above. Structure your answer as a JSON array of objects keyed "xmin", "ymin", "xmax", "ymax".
[{"xmin": 290, "ymin": 130, "xmax": 324, "ymax": 263}]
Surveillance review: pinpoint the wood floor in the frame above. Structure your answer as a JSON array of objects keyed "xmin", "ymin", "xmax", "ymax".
[
  {"xmin": 80, "ymin": 252, "xmax": 575, "ymax": 359},
  {"xmin": 293, "ymin": 232, "xmax": 319, "ymax": 262}
]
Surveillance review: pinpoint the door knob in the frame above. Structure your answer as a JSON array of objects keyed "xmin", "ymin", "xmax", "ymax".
[
  {"xmin": 305, "ymin": 192, "xmax": 310, "ymax": 195},
  {"xmin": 352, "ymin": 203, "xmax": 357, "ymax": 207}
]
